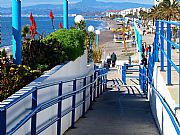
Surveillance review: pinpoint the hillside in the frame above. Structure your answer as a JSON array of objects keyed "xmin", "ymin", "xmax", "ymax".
[{"xmin": 0, "ymin": 1, "xmax": 153, "ymax": 16}]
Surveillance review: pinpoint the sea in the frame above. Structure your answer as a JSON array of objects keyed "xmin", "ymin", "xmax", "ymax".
[{"xmin": 0, "ymin": 16, "xmax": 107, "ymax": 49}]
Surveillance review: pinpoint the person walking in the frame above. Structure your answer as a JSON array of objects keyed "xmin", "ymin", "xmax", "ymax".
[
  {"xmin": 106, "ymin": 53, "xmax": 111, "ymax": 68},
  {"xmin": 141, "ymin": 55, "xmax": 147, "ymax": 68},
  {"xmin": 148, "ymin": 45, "xmax": 152, "ymax": 53},
  {"xmin": 111, "ymin": 52, "xmax": 117, "ymax": 67}
]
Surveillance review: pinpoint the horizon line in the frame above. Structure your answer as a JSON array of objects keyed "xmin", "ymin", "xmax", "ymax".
[{"xmin": 0, "ymin": 1, "xmax": 153, "ymax": 8}]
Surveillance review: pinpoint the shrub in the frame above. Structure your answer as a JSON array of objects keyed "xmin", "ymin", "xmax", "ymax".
[
  {"xmin": 1, "ymin": 28, "xmax": 87, "ymax": 102},
  {"xmin": 22, "ymin": 28, "xmax": 86, "ymax": 70},
  {"xmin": 45, "ymin": 28, "xmax": 86, "ymax": 61},
  {"xmin": 0, "ymin": 49, "xmax": 41, "ymax": 101}
]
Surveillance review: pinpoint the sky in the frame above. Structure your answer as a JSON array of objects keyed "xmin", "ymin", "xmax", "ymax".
[{"xmin": 0, "ymin": 0, "xmax": 154, "ymax": 7}]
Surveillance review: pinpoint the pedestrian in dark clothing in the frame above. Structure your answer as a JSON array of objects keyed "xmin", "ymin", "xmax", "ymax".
[
  {"xmin": 148, "ymin": 45, "xmax": 152, "ymax": 53},
  {"xmin": 106, "ymin": 54, "xmax": 111, "ymax": 68},
  {"xmin": 145, "ymin": 46, "xmax": 148, "ymax": 55},
  {"xmin": 141, "ymin": 55, "xmax": 147, "ymax": 67},
  {"xmin": 111, "ymin": 52, "xmax": 117, "ymax": 67},
  {"xmin": 142, "ymin": 45, "xmax": 145, "ymax": 55}
]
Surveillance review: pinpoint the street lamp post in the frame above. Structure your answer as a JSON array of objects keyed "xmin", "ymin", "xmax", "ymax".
[
  {"xmin": 88, "ymin": 25, "xmax": 94, "ymax": 63},
  {"xmin": 12, "ymin": 0, "xmax": 22, "ymax": 65},
  {"xmin": 95, "ymin": 30, "xmax": 100, "ymax": 49},
  {"xmin": 63, "ymin": 0, "xmax": 68, "ymax": 29}
]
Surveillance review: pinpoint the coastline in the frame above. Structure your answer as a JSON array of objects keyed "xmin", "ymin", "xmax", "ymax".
[{"xmin": 1, "ymin": 17, "xmax": 136, "ymax": 60}]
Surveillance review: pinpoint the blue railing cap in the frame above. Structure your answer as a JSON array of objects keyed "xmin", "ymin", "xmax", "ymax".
[{"xmin": 158, "ymin": 20, "xmax": 180, "ymax": 26}]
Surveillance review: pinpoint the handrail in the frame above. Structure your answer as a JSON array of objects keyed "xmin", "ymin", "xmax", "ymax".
[
  {"xmin": 0, "ymin": 69, "xmax": 106, "ymax": 111},
  {"xmin": 140, "ymin": 67, "xmax": 180, "ymax": 134},
  {"xmin": 158, "ymin": 34, "xmax": 179, "ymax": 49},
  {"xmin": 2, "ymin": 68, "xmax": 108, "ymax": 135},
  {"xmin": 158, "ymin": 20, "xmax": 180, "ymax": 26},
  {"xmin": 151, "ymin": 83, "xmax": 180, "ymax": 134},
  {"xmin": 155, "ymin": 20, "xmax": 180, "ymax": 86},
  {"xmin": 160, "ymin": 49, "xmax": 180, "ymax": 74}
]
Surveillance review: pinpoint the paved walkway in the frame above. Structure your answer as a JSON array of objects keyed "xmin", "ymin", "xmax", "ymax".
[{"xmin": 64, "ymin": 69, "xmax": 159, "ymax": 135}]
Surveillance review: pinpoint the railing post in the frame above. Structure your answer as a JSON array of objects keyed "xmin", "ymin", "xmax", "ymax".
[
  {"xmin": 31, "ymin": 87, "xmax": 37, "ymax": 135},
  {"xmin": 71, "ymin": 79, "xmax": 76, "ymax": 128},
  {"xmin": 97, "ymin": 71, "xmax": 100, "ymax": 98},
  {"xmin": 139, "ymin": 65, "xmax": 143, "ymax": 90},
  {"xmin": 122, "ymin": 64, "xmax": 126, "ymax": 85},
  {"xmin": 143, "ymin": 67, "xmax": 147, "ymax": 94},
  {"xmin": 93, "ymin": 71, "xmax": 97, "ymax": 100},
  {"xmin": 57, "ymin": 82, "xmax": 62, "ymax": 135},
  {"xmin": 90, "ymin": 75, "xmax": 93, "ymax": 110},
  {"xmin": 82, "ymin": 77, "xmax": 86, "ymax": 118},
  {"xmin": 148, "ymin": 54, "xmax": 152, "ymax": 84},
  {"xmin": 102, "ymin": 69, "xmax": 106, "ymax": 92},
  {"xmin": 160, "ymin": 21, "xmax": 165, "ymax": 71},
  {"xmin": 167, "ymin": 23, "xmax": 172, "ymax": 85},
  {"xmin": 0, "ymin": 109, "xmax": 6, "ymax": 135},
  {"xmin": 105, "ymin": 69, "xmax": 108, "ymax": 89},
  {"xmin": 155, "ymin": 20, "xmax": 159, "ymax": 62},
  {"xmin": 99, "ymin": 71, "xmax": 103, "ymax": 95}
]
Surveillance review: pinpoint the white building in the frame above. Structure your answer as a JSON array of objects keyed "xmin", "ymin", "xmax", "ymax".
[
  {"xmin": 105, "ymin": 8, "xmax": 151, "ymax": 18},
  {"xmin": 154, "ymin": 0, "xmax": 179, "ymax": 6},
  {"xmin": 106, "ymin": 10, "xmax": 122, "ymax": 17}
]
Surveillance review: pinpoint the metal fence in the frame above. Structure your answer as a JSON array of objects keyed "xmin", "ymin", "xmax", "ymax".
[
  {"xmin": 0, "ymin": 68, "xmax": 108, "ymax": 135},
  {"xmin": 155, "ymin": 20, "xmax": 180, "ymax": 105},
  {"xmin": 144, "ymin": 20, "xmax": 180, "ymax": 134}
]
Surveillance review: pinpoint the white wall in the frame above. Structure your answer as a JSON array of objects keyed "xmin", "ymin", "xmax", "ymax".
[
  {"xmin": 149, "ymin": 63, "xmax": 179, "ymax": 135},
  {"xmin": 1, "ymin": 50, "xmax": 95, "ymax": 135}
]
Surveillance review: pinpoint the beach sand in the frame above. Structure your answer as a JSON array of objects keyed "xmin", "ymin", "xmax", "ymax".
[{"xmin": 98, "ymin": 19, "xmax": 138, "ymax": 63}]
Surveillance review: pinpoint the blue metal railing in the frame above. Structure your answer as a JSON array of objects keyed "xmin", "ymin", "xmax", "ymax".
[
  {"xmin": 154, "ymin": 20, "xmax": 180, "ymax": 116},
  {"xmin": 0, "ymin": 68, "xmax": 108, "ymax": 135},
  {"xmin": 141, "ymin": 20, "xmax": 180, "ymax": 134},
  {"xmin": 139, "ymin": 65, "xmax": 147, "ymax": 94},
  {"xmin": 138, "ymin": 51, "xmax": 180, "ymax": 134},
  {"xmin": 154, "ymin": 20, "xmax": 180, "ymax": 106},
  {"xmin": 146, "ymin": 52, "xmax": 180, "ymax": 134}
]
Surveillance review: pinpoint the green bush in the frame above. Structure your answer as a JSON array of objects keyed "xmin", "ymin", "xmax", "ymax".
[
  {"xmin": 22, "ymin": 28, "xmax": 86, "ymax": 70},
  {"xmin": 45, "ymin": 28, "xmax": 86, "ymax": 61},
  {"xmin": 0, "ymin": 49, "xmax": 42, "ymax": 101},
  {"xmin": 1, "ymin": 28, "xmax": 87, "ymax": 102}
]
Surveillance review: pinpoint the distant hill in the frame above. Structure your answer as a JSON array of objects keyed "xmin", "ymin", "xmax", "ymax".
[{"xmin": 0, "ymin": 1, "xmax": 153, "ymax": 16}]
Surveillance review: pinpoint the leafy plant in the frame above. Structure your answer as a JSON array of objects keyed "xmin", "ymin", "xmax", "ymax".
[
  {"xmin": 93, "ymin": 47, "xmax": 102, "ymax": 63},
  {"xmin": 0, "ymin": 49, "xmax": 41, "ymax": 101},
  {"xmin": 45, "ymin": 28, "xmax": 86, "ymax": 61}
]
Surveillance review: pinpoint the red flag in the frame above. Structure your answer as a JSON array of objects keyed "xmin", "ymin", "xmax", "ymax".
[
  {"xmin": 59, "ymin": 22, "xmax": 63, "ymax": 29},
  {"xmin": 29, "ymin": 12, "xmax": 34, "ymax": 23},
  {"xmin": 32, "ymin": 20, "xmax": 37, "ymax": 30},
  {"xmin": 49, "ymin": 10, "xmax": 54, "ymax": 20}
]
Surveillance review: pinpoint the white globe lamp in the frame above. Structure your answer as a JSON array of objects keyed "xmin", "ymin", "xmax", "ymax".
[
  {"xmin": 95, "ymin": 30, "xmax": 100, "ymax": 35},
  {"xmin": 88, "ymin": 25, "xmax": 94, "ymax": 32},
  {"xmin": 74, "ymin": 15, "xmax": 84, "ymax": 23}
]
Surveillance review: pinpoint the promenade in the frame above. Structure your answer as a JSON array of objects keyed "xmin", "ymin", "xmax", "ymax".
[{"xmin": 65, "ymin": 68, "xmax": 159, "ymax": 135}]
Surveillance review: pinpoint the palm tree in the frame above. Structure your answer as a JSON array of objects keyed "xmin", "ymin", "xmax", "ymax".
[
  {"xmin": 148, "ymin": 0, "xmax": 180, "ymax": 22},
  {"xmin": 148, "ymin": 5, "xmax": 162, "ymax": 26},
  {"xmin": 158, "ymin": 0, "xmax": 180, "ymax": 21}
]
